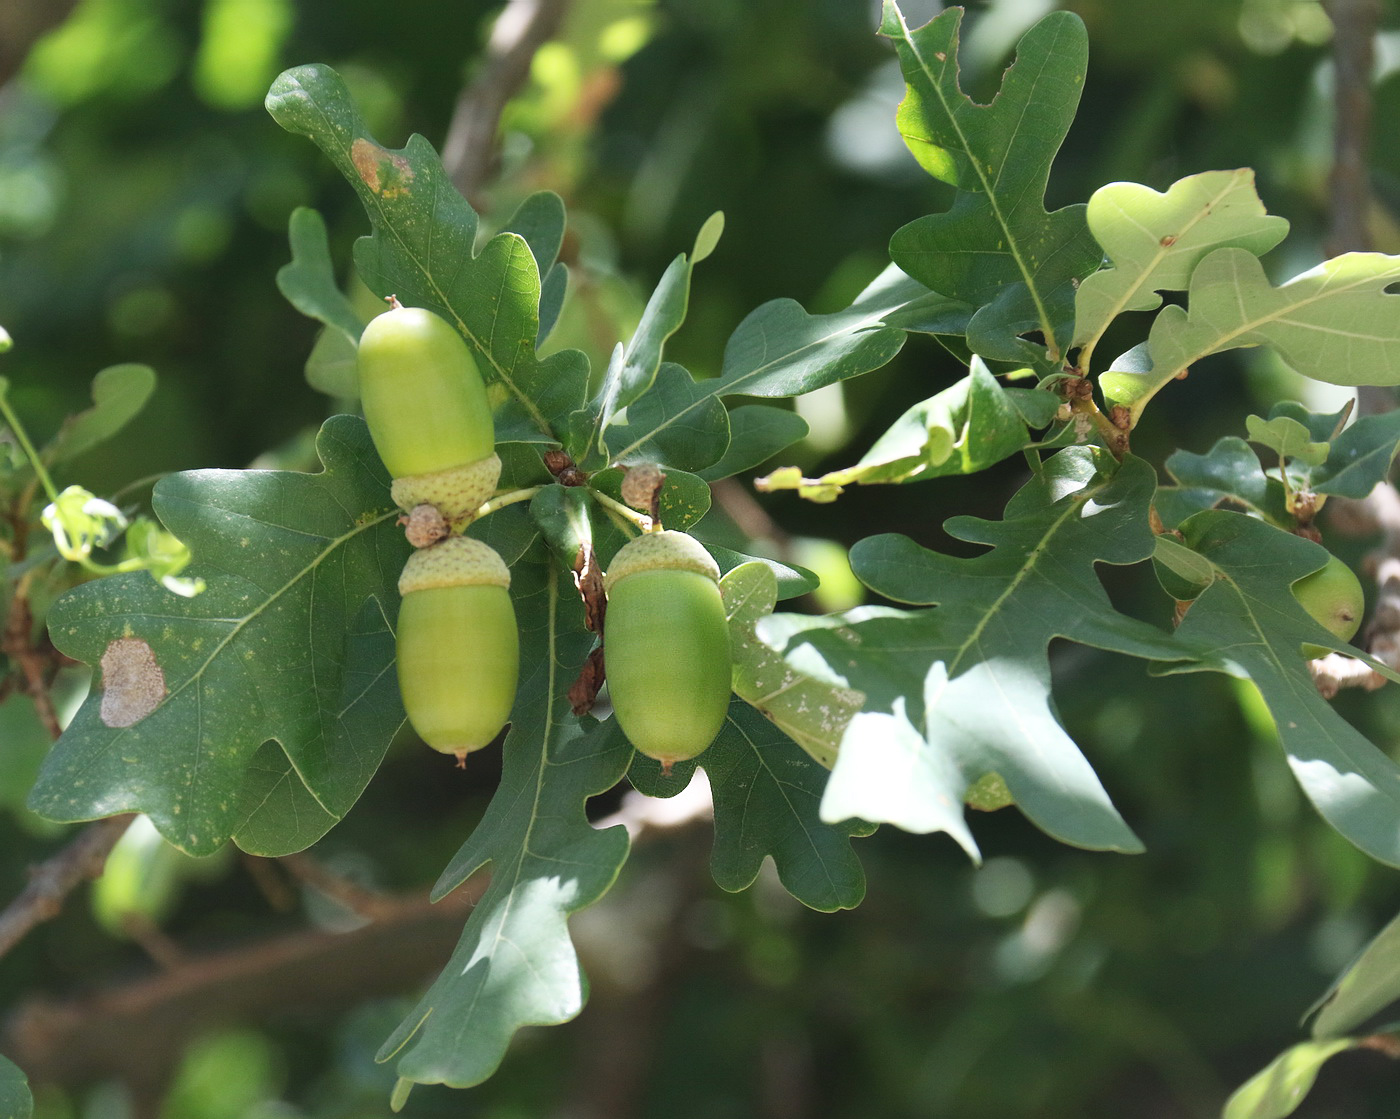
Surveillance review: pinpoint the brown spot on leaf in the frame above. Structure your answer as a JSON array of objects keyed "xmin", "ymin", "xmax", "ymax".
[
  {"xmin": 621, "ymin": 463, "xmax": 666, "ymax": 522},
  {"xmin": 349, "ymin": 138, "xmax": 414, "ymax": 198},
  {"xmin": 100, "ymin": 637, "xmax": 166, "ymax": 728}
]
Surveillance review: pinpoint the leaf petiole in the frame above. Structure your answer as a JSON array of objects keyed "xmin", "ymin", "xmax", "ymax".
[
  {"xmin": 474, "ymin": 486, "xmax": 544, "ymax": 519},
  {"xmin": 590, "ymin": 488, "xmax": 653, "ymax": 533}
]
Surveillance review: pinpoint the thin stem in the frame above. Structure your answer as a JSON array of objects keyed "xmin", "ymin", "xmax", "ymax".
[
  {"xmin": 474, "ymin": 485, "xmax": 544, "ymax": 519},
  {"xmin": 0, "ymin": 390, "xmax": 59, "ymax": 504},
  {"xmin": 590, "ymin": 489, "xmax": 653, "ymax": 532}
]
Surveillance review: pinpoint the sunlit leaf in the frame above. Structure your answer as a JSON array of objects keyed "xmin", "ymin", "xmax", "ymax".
[
  {"xmin": 1104, "ymin": 249, "xmax": 1400, "ymax": 422},
  {"xmin": 267, "ymin": 64, "xmax": 588, "ymax": 445},
  {"xmin": 721, "ymin": 562, "xmax": 863, "ymax": 768},
  {"xmin": 754, "ymin": 360, "xmax": 1034, "ymax": 501},
  {"xmin": 1222, "ymin": 1037, "xmax": 1357, "ymax": 1119},
  {"xmin": 1073, "ymin": 170, "xmax": 1287, "ymax": 356},
  {"xmin": 767, "ymin": 449, "xmax": 1194, "ymax": 851}
]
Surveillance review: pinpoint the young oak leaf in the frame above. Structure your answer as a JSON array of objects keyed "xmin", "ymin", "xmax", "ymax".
[
  {"xmin": 720, "ymin": 561, "xmax": 864, "ymax": 768},
  {"xmin": 882, "ymin": 3, "xmax": 1102, "ymax": 360},
  {"xmin": 1103, "ymin": 248, "xmax": 1400, "ymax": 423},
  {"xmin": 765, "ymin": 449, "xmax": 1200, "ymax": 853},
  {"xmin": 1156, "ymin": 511, "xmax": 1400, "ymax": 868},
  {"xmin": 266, "ymin": 64, "xmax": 587, "ymax": 445},
  {"xmin": 378, "ymin": 549, "xmax": 633, "ymax": 1091},
  {"xmin": 572, "ymin": 213, "xmax": 723, "ymax": 469},
  {"xmin": 1222, "ymin": 1038, "xmax": 1359, "ymax": 1119},
  {"xmin": 29, "ymin": 416, "xmax": 409, "ymax": 857},
  {"xmin": 753, "ymin": 359, "xmax": 1035, "ymax": 503},
  {"xmin": 1073, "ymin": 170, "xmax": 1288, "ymax": 359}
]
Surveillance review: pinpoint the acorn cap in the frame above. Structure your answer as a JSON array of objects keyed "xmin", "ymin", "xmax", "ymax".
[
  {"xmin": 604, "ymin": 530, "xmax": 720, "ymax": 593},
  {"xmin": 390, "ymin": 452, "xmax": 501, "ymax": 526},
  {"xmin": 399, "ymin": 535, "xmax": 511, "ymax": 594}
]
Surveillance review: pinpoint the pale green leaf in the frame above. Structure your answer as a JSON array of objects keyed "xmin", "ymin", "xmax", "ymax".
[
  {"xmin": 1245, "ymin": 414, "xmax": 1329, "ymax": 466},
  {"xmin": 45, "ymin": 364, "xmax": 157, "ymax": 466},
  {"xmin": 753, "ymin": 359, "xmax": 1032, "ymax": 502},
  {"xmin": 1105, "ymin": 249, "xmax": 1400, "ymax": 422},
  {"xmin": 0, "ymin": 1053, "xmax": 32, "ymax": 1119},
  {"xmin": 1222, "ymin": 1038, "xmax": 1357, "ymax": 1119},
  {"xmin": 822, "ymin": 705, "xmax": 980, "ymax": 861},
  {"xmin": 1073, "ymin": 169, "xmax": 1288, "ymax": 354},
  {"xmin": 721, "ymin": 561, "xmax": 863, "ymax": 768},
  {"xmin": 1312, "ymin": 910, "xmax": 1400, "ymax": 1037}
]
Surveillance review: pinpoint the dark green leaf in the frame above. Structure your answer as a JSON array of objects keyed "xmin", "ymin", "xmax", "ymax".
[
  {"xmin": 1155, "ymin": 436, "xmax": 1271, "ymax": 529},
  {"xmin": 694, "ymin": 405, "xmax": 809, "ymax": 482},
  {"xmin": 29, "ymin": 416, "xmax": 408, "ymax": 856},
  {"xmin": 378, "ymin": 550, "xmax": 632, "ymax": 1089},
  {"xmin": 501, "ymin": 192, "xmax": 568, "ymax": 347},
  {"xmin": 704, "ymin": 700, "xmax": 869, "ymax": 912},
  {"xmin": 1158, "ymin": 511, "xmax": 1400, "ymax": 866},
  {"xmin": 603, "ymin": 363, "xmax": 730, "ymax": 472},
  {"xmin": 500, "ymin": 191, "xmax": 566, "ymax": 279},
  {"xmin": 266, "ymin": 65, "xmax": 588, "ymax": 444},
  {"xmin": 574, "ymin": 217, "xmax": 722, "ymax": 465},
  {"xmin": 882, "ymin": 5, "xmax": 1101, "ymax": 359},
  {"xmin": 720, "ymin": 263, "xmax": 922, "ymax": 397},
  {"xmin": 1312, "ymin": 410, "xmax": 1400, "ymax": 498}
]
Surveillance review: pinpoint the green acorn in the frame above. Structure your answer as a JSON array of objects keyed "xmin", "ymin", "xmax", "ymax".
[
  {"xmin": 603, "ymin": 530, "xmax": 732, "ymax": 769},
  {"xmin": 397, "ymin": 536, "xmax": 519, "ymax": 764},
  {"xmin": 1293, "ymin": 553, "xmax": 1365, "ymax": 660},
  {"xmin": 358, "ymin": 302, "xmax": 500, "ymax": 526}
]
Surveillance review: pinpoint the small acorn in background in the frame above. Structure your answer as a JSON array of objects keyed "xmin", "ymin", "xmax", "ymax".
[
  {"xmin": 397, "ymin": 535, "xmax": 519, "ymax": 765},
  {"xmin": 603, "ymin": 530, "xmax": 732, "ymax": 771},
  {"xmin": 1292, "ymin": 553, "xmax": 1365, "ymax": 660}
]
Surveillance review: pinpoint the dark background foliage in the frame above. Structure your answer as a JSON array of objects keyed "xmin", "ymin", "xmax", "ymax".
[{"xmin": 4, "ymin": 0, "xmax": 1400, "ymax": 1115}]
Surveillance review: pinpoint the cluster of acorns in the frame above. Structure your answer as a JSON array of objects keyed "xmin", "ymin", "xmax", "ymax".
[{"xmin": 358, "ymin": 301, "xmax": 731, "ymax": 769}]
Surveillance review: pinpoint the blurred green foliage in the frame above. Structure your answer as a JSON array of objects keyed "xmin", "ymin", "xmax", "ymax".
[{"xmin": 6, "ymin": 0, "xmax": 1400, "ymax": 1115}]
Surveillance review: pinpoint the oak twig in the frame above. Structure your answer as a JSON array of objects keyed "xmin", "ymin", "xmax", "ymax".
[
  {"xmin": 0, "ymin": 814, "xmax": 137, "ymax": 960},
  {"xmin": 441, "ymin": 0, "xmax": 573, "ymax": 203}
]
